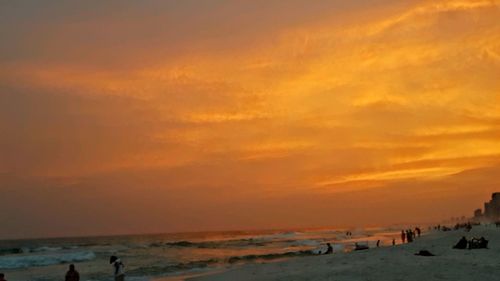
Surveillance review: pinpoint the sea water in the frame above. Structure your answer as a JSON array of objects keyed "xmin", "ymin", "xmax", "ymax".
[{"xmin": 0, "ymin": 227, "xmax": 402, "ymax": 281}]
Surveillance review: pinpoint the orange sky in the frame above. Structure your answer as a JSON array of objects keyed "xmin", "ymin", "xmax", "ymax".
[{"xmin": 1, "ymin": 0, "xmax": 500, "ymax": 239}]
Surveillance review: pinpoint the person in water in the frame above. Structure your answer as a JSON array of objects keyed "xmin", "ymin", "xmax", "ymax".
[
  {"xmin": 65, "ymin": 264, "xmax": 80, "ymax": 281},
  {"xmin": 324, "ymin": 243, "xmax": 333, "ymax": 254},
  {"xmin": 110, "ymin": 256, "xmax": 125, "ymax": 281},
  {"xmin": 0, "ymin": 273, "xmax": 6, "ymax": 281}
]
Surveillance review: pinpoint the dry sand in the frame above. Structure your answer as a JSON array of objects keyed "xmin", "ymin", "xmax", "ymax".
[{"xmin": 184, "ymin": 225, "xmax": 500, "ymax": 281}]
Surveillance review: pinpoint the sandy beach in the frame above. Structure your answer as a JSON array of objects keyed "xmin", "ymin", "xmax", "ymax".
[{"xmin": 181, "ymin": 225, "xmax": 500, "ymax": 281}]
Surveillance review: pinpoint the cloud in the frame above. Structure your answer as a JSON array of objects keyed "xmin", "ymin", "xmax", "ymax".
[{"xmin": 1, "ymin": 0, "xmax": 500, "ymax": 237}]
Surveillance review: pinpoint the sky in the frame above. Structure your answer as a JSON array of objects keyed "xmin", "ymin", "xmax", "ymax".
[{"xmin": 1, "ymin": 0, "xmax": 500, "ymax": 239}]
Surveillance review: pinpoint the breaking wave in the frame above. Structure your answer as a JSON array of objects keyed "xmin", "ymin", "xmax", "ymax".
[
  {"xmin": 0, "ymin": 251, "xmax": 96, "ymax": 269},
  {"xmin": 158, "ymin": 232, "xmax": 306, "ymax": 249}
]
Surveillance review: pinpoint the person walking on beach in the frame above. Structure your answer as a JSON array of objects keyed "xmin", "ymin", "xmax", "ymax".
[
  {"xmin": 415, "ymin": 227, "xmax": 421, "ymax": 238},
  {"xmin": 392, "ymin": 239, "xmax": 396, "ymax": 246},
  {"xmin": 0, "ymin": 273, "xmax": 6, "ymax": 281},
  {"xmin": 401, "ymin": 230, "xmax": 406, "ymax": 243},
  {"xmin": 376, "ymin": 240, "xmax": 380, "ymax": 247},
  {"xmin": 65, "ymin": 264, "xmax": 80, "ymax": 281},
  {"xmin": 110, "ymin": 256, "xmax": 125, "ymax": 281}
]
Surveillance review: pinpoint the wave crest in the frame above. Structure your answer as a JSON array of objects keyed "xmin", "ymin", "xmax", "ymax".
[{"xmin": 0, "ymin": 251, "xmax": 96, "ymax": 269}]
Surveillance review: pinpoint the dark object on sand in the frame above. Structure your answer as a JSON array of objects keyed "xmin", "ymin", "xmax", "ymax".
[
  {"xmin": 415, "ymin": 250, "xmax": 435, "ymax": 256},
  {"xmin": 324, "ymin": 243, "xmax": 333, "ymax": 255},
  {"xmin": 0, "ymin": 273, "xmax": 6, "ymax": 281},
  {"xmin": 354, "ymin": 243, "xmax": 369, "ymax": 251},
  {"xmin": 109, "ymin": 256, "xmax": 118, "ymax": 264},
  {"xmin": 453, "ymin": 236, "xmax": 468, "ymax": 249},
  {"xmin": 469, "ymin": 237, "xmax": 488, "ymax": 249}
]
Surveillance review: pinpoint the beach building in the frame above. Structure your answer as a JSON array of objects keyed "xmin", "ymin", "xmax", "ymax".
[
  {"xmin": 483, "ymin": 193, "xmax": 500, "ymax": 221},
  {"xmin": 473, "ymin": 208, "xmax": 482, "ymax": 219}
]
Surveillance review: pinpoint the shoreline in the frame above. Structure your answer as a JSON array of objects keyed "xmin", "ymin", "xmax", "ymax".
[
  {"xmin": 176, "ymin": 225, "xmax": 500, "ymax": 281},
  {"xmin": 153, "ymin": 229, "xmax": 403, "ymax": 281}
]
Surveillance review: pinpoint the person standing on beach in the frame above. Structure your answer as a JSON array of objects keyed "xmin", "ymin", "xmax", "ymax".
[
  {"xmin": 110, "ymin": 256, "xmax": 125, "ymax": 281},
  {"xmin": 406, "ymin": 230, "xmax": 413, "ymax": 243},
  {"xmin": 65, "ymin": 264, "xmax": 80, "ymax": 281},
  {"xmin": 405, "ymin": 230, "xmax": 410, "ymax": 242},
  {"xmin": 401, "ymin": 230, "xmax": 406, "ymax": 243}
]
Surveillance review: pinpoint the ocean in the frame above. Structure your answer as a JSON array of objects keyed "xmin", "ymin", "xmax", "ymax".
[{"xmin": 0, "ymin": 227, "xmax": 403, "ymax": 281}]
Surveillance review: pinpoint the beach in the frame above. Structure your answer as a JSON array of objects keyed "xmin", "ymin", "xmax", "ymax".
[
  {"xmin": 184, "ymin": 225, "xmax": 500, "ymax": 281},
  {"xmin": 0, "ymin": 227, "xmax": 398, "ymax": 281},
  {"xmin": 2, "ymin": 225, "xmax": 498, "ymax": 281}
]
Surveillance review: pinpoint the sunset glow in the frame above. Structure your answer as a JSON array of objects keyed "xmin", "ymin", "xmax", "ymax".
[{"xmin": 1, "ymin": 0, "xmax": 500, "ymax": 238}]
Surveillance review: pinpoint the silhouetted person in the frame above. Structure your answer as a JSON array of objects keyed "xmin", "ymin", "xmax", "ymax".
[
  {"xmin": 469, "ymin": 237, "xmax": 489, "ymax": 249},
  {"xmin": 324, "ymin": 243, "xmax": 333, "ymax": 254},
  {"xmin": 110, "ymin": 256, "xmax": 125, "ymax": 281},
  {"xmin": 392, "ymin": 239, "xmax": 396, "ymax": 246},
  {"xmin": 453, "ymin": 236, "xmax": 468, "ymax": 249},
  {"xmin": 406, "ymin": 230, "xmax": 414, "ymax": 243},
  {"xmin": 415, "ymin": 227, "xmax": 421, "ymax": 237},
  {"xmin": 65, "ymin": 264, "xmax": 79, "ymax": 281},
  {"xmin": 478, "ymin": 237, "xmax": 488, "ymax": 249},
  {"xmin": 0, "ymin": 273, "xmax": 6, "ymax": 281},
  {"xmin": 376, "ymin": 240, "xmax": 380, "ymax": 247},
  {"xmin": 401, "ymin": 230, "xmax": 406, "ymax": 243},
  {"xmin": 465, "ymin": 223, "xmax": 472, "ymax": 232}
]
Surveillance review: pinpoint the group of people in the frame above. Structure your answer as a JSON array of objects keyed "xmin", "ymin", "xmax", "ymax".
[
  {"xmin": 453, "ymin": 222, "xmax": 473, "ymax": 232},
  {"xmin": 68, "ymin": 256, "xmax": 125, "ymax": 281},
  {"xmin": 401, "ymin": 227, "xmax": 421, "ymax": 243},
  {"xmin": 0, "ymin": 255, "xmax": 126, "ymax": 281},
  {"xmin": 453, "ymin": 236, "xmax": 488, "ymax": 250},
  {"xmin": 67, "ymin": 256, "xmax": 125, "ymax": 281},
  {"xmin": 433, "ymin": 222, "xmax": 476, "ymax": 232}
]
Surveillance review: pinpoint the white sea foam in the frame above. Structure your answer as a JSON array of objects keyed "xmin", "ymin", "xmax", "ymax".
[
  {"xmin": 0, "ymin": 251, "xmax": 96, "ymax": 269},
  {"xmin": 32, "ymin": 246, "xmax": 63, "ymax": 252}
]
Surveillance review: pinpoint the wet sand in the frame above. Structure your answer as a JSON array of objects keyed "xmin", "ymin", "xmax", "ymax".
[{"xmin": 183, "ymin": 225, "xmax": 500, "ymax": 281}]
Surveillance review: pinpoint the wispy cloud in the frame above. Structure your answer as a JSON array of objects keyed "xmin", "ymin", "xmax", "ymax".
[{"xmin": 1, "ymin": 0, "xmax": 500, "ymax": 237}]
